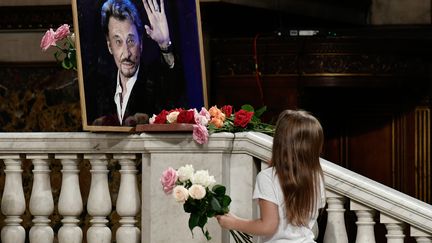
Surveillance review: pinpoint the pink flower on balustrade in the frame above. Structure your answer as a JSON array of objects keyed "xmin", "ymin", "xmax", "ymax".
[
  {"xmin": 40, "ymin": 29, "xmax": 56, "ymax": 51},
  {"xmin": 54, "ymin": 24, "xmax": 71, "ymax": 41},
  {"xmin": 160, "ymin": 167, "xmax": 178, "ymax": 194},
  {"xmin": 193, "ymin": 124, "xmax": 209, "ymax": 144}
]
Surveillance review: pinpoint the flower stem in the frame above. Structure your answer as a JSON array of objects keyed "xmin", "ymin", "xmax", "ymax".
[
  {"xmin": 229, "ymin": 230, "xmax": 253, "ymax": 243},
  {"xmin": 229, "ymin": 230, "xmax": 242, "ymax": 243}
]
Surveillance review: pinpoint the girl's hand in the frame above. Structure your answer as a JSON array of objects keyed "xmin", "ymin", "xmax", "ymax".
[
  {"xmin": 142, "ymin": 0, "xmax": 171, "ymax": 48},
  {"xmin": 216, "ymin": 213, "xmax": 238, "ymax": 230}
]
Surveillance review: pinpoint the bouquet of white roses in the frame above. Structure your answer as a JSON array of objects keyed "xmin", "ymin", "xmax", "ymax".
[{"xmin": 160, "ymin": 164, "xmax": 252, "ymax": 242}]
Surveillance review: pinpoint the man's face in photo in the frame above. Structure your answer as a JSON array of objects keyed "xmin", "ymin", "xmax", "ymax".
[{"xmin": 106, "ymin": 17, "xmax": 142, "ymax": 81}]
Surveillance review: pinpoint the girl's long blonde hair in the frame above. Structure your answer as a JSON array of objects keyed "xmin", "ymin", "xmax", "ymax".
[{"xmin": 270, "ymin": 110, "xmax": 324, "ymax": 227}]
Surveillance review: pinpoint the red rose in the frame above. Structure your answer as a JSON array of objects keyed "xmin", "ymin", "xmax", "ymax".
[
  {"xmin": 177, "ymin": 110, "xmax": 195, "ymax": 124},
  {"xmin": 234, "ymin": 110, "xmax": 254, "ymax": 128},
  {"xmin": 221, "ymin": 105, "xmax": 233, "ymax": 118},
  {"xmin": 154, "ymin": 110, "xmax": 169, "ymax": 124}
]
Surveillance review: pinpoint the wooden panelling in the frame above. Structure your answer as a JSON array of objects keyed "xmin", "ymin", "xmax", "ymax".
[{"xmin": 209, "ymin": 29, "xmax": 432, "ymax": 202}]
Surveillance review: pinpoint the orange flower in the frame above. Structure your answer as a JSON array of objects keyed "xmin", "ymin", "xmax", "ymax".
[
  {"xmin": 209, "ymin": 106, "xmax": 226, "ymax": 121},
  {"xmin": 210, "ymin": 117, "xmax": 224, "ymax": 128}
]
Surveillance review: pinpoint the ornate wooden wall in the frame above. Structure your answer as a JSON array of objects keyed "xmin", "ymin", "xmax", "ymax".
[{"xmin": 208, "ymin": 28, "xmax": 432, "ymax": 203}]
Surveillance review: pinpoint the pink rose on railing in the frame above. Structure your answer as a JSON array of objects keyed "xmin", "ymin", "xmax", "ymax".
[
  {"xmin": 40, "ymin": 24, "xmax": 76, "ymax": 70},
  {"xmin": 193, "ymin": 124, "xmax": 209, "ymax": 144},
  {"xmin": 234, "ymin": 110, "xmax": 254, "ymax": 128},
  {"xmin": 194, "ymin": 108, "xmax": 210, "ymax": 126},
  {"xmin": 160, "ymin": 167, "xmax": 178, "ymax": 194}
]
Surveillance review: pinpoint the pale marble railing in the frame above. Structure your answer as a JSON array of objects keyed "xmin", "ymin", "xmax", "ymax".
[{"xmin": 0, "ymin": 132, "xmax": 431, "ymax": 243}]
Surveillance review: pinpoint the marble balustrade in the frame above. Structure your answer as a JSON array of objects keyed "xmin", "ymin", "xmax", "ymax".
[{"xmin": 0, "ymin": 132, "xmax": 431, "ymax": 243}]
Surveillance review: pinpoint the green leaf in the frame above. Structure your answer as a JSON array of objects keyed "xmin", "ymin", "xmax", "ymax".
[
  {"xmin": 183, "ymin": 201, "xmax": 193, "ymax": 213},
  {"xmin": 212, "ymin": 184, "xmax": 226, "ymax": 196},
  {"xmin": 62, "ymin": 58, "xmax": 73, "ymax": 70},
  {"xmin": 204, "ymin": 229, "xmax": 212, "ymax": 241},
  {"xmin": 54, "ymin": 51, "xmax": 62, "ymax": 62},
  {"xmin": 221, "ymin": 195, "xmax": 232, "ymax": 208},
  {"xmin": 210, "ymin": 196, "xmax": 222, "ymax": 213},
  {"xmin": 206, "ymin": 210, "xmax": 216, "ymax": 218},
  {"xmin": 240, "ymin": 104, "xmax": 254, "ymax": 112},
  {"xmin": 254, "ymin": 106, "xmax": 267, "ymax": 118},
  {"xmin": 198, "ymin": 214, "xmax": 208, "ymax": 228},
  {"xmin": 188, "ymin": 213, "xmax": 200, "ymax": 231}
]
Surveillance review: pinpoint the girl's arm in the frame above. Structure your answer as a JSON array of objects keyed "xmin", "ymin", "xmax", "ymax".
[{"xmin": 216, "ymin": 199, "xmax": 279, "ymax": 236}]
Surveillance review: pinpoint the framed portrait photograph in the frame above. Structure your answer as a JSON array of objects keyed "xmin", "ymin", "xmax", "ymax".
[{"xmin": 72, "ymin": 0, "xmax": 207, "ymax": 132}]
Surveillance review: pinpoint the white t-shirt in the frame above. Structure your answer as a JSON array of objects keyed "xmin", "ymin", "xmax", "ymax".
[{"xmin": 253, "ymin": 167, "xmax": 326, "ymax": 243}]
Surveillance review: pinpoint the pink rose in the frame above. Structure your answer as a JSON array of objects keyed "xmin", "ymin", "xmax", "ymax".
[
  {"xmin": 54, "ymin": 24, "xmax": 70, "ymax": 41},
  {"xmin": 160, "ymin": 167, "xmax": 178, "ymax": 194},
  {"xmin": 40, "ymin": 29, "xmax": 56, "ymax": 51},
  {"xmin": 193, "ymin": 124, "xmax": 209, "ymax": 144},
  {"xmin": 199, "ymin": 107, "xmax": 211, "ymax": 120},
  {"xmin": 194, "ymin": 108, "xmax": 210, "ymax": 126}
]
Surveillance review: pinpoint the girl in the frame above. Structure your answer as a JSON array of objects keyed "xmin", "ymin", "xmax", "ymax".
[{"xmin": 217, "ymin": 109, "xmax": 326, "ymax": 242}]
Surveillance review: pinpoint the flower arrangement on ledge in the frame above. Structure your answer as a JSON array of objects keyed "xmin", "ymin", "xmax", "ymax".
[{"xmin": 149, "ymin": 104, "xmax": 275, "ymax": 144}]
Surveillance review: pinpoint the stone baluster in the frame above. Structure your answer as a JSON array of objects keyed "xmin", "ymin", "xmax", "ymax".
[
  {"xmin": 324, "ymin": 190, "xmax": 348, "ymax": 243},
  {"xmin": 0, "ymin": 155, "xmax": 26, "ymax": 243},
  {"xmin": 411, "ymin": 227, "xmax": 432, "ymax": 243},
  {"xmin": 114, "ymin": 154, "xmax": 140, "ymax": 243},
  {"xmin": 28, "ymin": 154, "xmax": 54, "ymax": 243},
  {"xmin": 380, "ymin": 214, "xmax": 405, "ymax": 243},
  {"xmin": 86, "ymin": 154, "xmax": 112, "ymax": 243},
  {"xmin": 57, "ymin": 154, "xmax": 83, "ymax": 243},
  {"xmin": 351, "ymin": 201, "xmax": 376, "ymax": 243}
]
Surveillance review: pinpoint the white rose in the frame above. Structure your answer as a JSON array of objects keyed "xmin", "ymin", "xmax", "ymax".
[
  {"xmin": 207, "ymin": 175, "xmax": 216, "ymax": 188},
  {"xmin": 166, "ymin": 111, "xmax": 180, "ymax": 123},
  {"xmin": 177, "ymin": 164, "xmax": 194, "ymax": 182},
  {"xmin": 173, "ymin": 185, "xmax": 189, "ymax": 203},
  {"xmin": 149, "ymin": 114, "xmax": 157, "ymax": 124},
  {"xmin": 191, "ymin": 170, "xmax": 212, "ymax": 187},
  {"xmin": 188, "ymin": 184, "xmax": 206, "ymax": 200}
]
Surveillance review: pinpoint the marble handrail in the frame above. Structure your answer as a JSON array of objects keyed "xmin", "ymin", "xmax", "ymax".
[
  {"xmin": 1, "ymin": 131, "xmax": 431, "ymax": 242},
  {"xmin": 234, "ymin": 131, "xmax": 432, "ymax": 235}
]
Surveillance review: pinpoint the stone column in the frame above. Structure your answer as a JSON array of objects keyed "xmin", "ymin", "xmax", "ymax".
[
  {"xmin": 114, "ymin": 154, "xmax": 140, "ymax": 243},
  {"xmin": 324, "ymin": 190, "xmax": 348, "ymax": 243},
  {"xmin": 1, "ymin": 156, "xmax": 26, "ymax": 243},
  {"xmin": 57, "ymin": 154, "xmax": 83, "ymax": 243},
  {"xmin": 86, "ymin": 154, "xmax": 112, "ymax": 243},
  {"xmin": 28, "ymin": 154, "xmax": 54, "ymax": 243}
]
